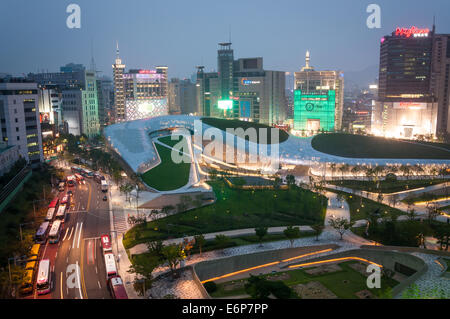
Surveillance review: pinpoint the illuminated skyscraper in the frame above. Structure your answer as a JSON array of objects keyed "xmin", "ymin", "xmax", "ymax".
[
  {"xmin": 112, "ymin": 42, "xmax": 126, "ymax": 122},
  {"xmin": 294, "ymin": 51, "xmax": 344, "ymax": 133}
]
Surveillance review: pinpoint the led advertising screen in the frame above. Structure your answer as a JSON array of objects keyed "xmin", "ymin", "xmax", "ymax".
[
  {"xmin": 239, "ymin": 100, "xmax": 251, "ymax": 118},
  {"xmin": 218, "ymin": 99, "xmax": 233, "ymax": 110},
  {"xmin": 293, "ymin": 90, "xmax": 336, "ymax": 132},
  {"xmin": 126, "ymin": 98, "xmax": 168, "ymax": 121}
]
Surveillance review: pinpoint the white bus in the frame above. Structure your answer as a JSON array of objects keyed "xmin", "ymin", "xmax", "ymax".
[
  {"xmin": 36, "ymin": 259, "xmax": 51, "ymax": 295},
  {"xmin": 101, "ymin": 180, "xmax": 108, "ymax": 193},
  {"xmin": 45, "ymin": 207, "xmax": 56, "ymax": 222},
  {"xmin": 55, "ymin": 204, "xmax": 66, "ymax": 221},
  {"xmin": 48, "ymin": 220, "xmax": 62, "ymax": 244},
  {"xmin": 35, "ymin": 222, "xmax": 50, "ymax": 244},
  {"xmin": 104, "ymin": 253, "xmax": 118, "ymax": 280}
]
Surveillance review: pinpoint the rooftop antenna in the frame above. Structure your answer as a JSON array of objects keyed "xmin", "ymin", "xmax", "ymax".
[
  {"xmin": 432, "ymin": 15, "xmax": 436, "ymax": 33},
  {"xmin": 229, "ymin": 24, "xmax": 232, "ymax": 43}
]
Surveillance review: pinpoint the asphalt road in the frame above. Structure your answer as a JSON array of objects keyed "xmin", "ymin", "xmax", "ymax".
[{"xmin": 30, "ymin": 171, "xmax": 112, "ymax": 299}]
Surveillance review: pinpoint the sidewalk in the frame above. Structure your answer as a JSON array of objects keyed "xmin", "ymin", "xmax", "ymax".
[{"xmin": 129, "ymin": 225, "xmax": 314, "ymax": 256}]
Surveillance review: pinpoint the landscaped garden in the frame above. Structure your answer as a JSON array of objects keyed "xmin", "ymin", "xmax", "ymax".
[
  {"xmin": 329, "ymin": 179, "xmax": 447, "ymax": 194},
  {"xmin": 207, "ymin": 261, "xmax": 397, "ymax": 299},
  {"xmin": 326, "ymin": 188, "xmax": 404, "ymax": 222},
  {"xmin": 123, "ymin": 180, "xmax": 327, "ymax": 249},
  {"xmin": 201, "ymin": 117, "xmax": 290, "ymax": 144},
  {"xmin": 141, "ymin": 137, "xmax": 191, "ymax": 191},
  {"xmin": 311, "ymin": 133, "xmax": 450, "ymax": 159}
]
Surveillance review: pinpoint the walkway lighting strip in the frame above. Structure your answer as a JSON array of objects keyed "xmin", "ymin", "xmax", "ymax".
[
  {"xmin": 287, "ymin": 257, "xmax": 383, "ymax": 269},
  {"xmin": 200, "ymin": 248, "xmax": 333, "ymax": 284}
]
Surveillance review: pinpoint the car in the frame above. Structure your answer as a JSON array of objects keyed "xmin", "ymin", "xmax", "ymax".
[{"xmin": 103, "ymin": 195, "xmax": 108, "ymax": 201}]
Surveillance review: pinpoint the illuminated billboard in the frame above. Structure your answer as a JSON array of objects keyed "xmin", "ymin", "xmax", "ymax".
[
  {"xmin": 218, "ymin": 100, "xmax": 233, "ymax": 110},
  {"xmin": 293, "ymin": 90, "xmax": 336, "ymax": 132},
  {"xmin": 239, "ymin": 100, "xmax": 251, "ymax": 118},
  {"xmin": 126, "ymin": 98, "xmax": 168, "ymax": 121}
]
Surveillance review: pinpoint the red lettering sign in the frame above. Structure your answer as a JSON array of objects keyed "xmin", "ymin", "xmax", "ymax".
[{"xmin": 395, "ymin": 26, "xmax": 430, "ymax": 38}]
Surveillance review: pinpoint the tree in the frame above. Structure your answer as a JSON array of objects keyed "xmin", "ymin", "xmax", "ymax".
[
  {"xmin": 255, "ymin": 226, "xmax": 268, "ymax": 246},
  {"xmin": 194, "ymin": 234, "xmax": 206, "ymax": 256},
  {"xmin": 330, "ymin": 163, "xmax": 337, "ymax": 181},
  {"xmin": 285, "ymin": 175, "xmax": 296, "ymax": 190},
  {"xmin": 208, "ymin": 169, "xmax": 218, "ymax": 181},
  {"xmin": 351, "ymin": 165, "xmax": 361, "ymax": 179},
  {"xmin": 272, "ymin": 176, "xmax": 282, "ymax": 190},
  {"xmin": 161, "ymin": 244, "xmax": 185, "ymax": 279},
  {"xmin": 426, "ymin": 203, "xmax": 440, "ymax": 223},
  {"xmin": 283, "ymin": 226, "xmax": 301, "ymax": 247},
  {"xmin": 329, "ymin": 217, "xmax": 355, "ymax": 240},
  {"xmin": 182, "ymin": 238, "xmax": 195, "ymax": 260},
  {"xmin": 338, "ymin": 164, "xmax": 350, "ymax": 180},
  {"xmin": 214, "ymin": 234, "xmax": 231, "ymax": 249},
  {"xmin": 406, "ymin": 209, "xmax": 417, "ymax": 221},
  {"xmin": 311, "ymin": 224, "xmax": 324, "ymax": 241},
  {"xmin": 128, "ymin": 253, "xmax": 160, "ymax": 296},
  {"xmin": 245, "ymin": 275, "xmax": 271, "ymax": 299}
]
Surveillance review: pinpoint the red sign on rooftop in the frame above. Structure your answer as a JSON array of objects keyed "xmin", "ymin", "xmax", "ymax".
[{"xmin": 395, "ymin": 26, "xmax": 430, "ymax": 38}]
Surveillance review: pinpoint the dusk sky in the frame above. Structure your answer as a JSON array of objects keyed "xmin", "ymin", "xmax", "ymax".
[{"xmin": 1, "ymin": 0, "xmax": 449, "ymax": 79}]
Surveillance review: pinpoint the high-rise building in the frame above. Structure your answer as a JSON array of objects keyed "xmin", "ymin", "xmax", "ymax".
[
  {"xmin": 112, "ymin": 43, "xmax": 126, "ymax": 122},
  {"xmin": 61, "ymin": 71, "xmax": 100, "ymax": 137},
  {"xmin": 372, "ymin": 25, "xmax": 450, "ymax": 139},
  {"xmin": 196, "ymin": 43, "xmax": 286, "ymax": 126},
  {"xmin": 168, "ymin": 78, "xmax": 197, "ymax": 115},
  {"xmin": 293, "ymin": 51, "xmax": 344, "ymax": 133},
  {"xmin": 0, "ymin": 78, "xmax": 44, "ymax": 165}
]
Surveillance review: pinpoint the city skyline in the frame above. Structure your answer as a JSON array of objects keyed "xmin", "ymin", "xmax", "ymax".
[{"xmin": 1, "ymin": 0, "xmax": 450, "ymax": 80}]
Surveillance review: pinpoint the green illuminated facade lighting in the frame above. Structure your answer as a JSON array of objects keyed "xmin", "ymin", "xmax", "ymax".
[
  {"xmin": 218, "ymin": 99, "xmax": 233, "ymax": 110},
  {"xmin": 293, "ymin": 90, "xmax": 336, "ymax": 132}
]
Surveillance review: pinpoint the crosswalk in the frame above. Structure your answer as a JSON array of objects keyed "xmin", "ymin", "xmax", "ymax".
[{"xmin": 112, "ymin": 209, "xmax": 128, "ymax": 234}]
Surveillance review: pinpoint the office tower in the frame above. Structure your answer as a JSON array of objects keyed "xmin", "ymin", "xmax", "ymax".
[
  {"xmin": 169, "ymin": 78, "xmax": 198, "ymax": 115},
  {"xmin": 196, "ymin": 43, "xmax": 286, "ymax": 126},
  {"xmin": 293, "ymin": 51, "xmax": 344, "ymax": 133},
  {"xmin": 372, "ymin": 25, "xmax": 450, "ymax": 139},
  {"xmin": 0, "ymin": 78, "xmax": 44, "ymax": 165}
]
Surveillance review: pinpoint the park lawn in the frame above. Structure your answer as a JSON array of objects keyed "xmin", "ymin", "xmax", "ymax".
[
  {"xmin": 311, "ymin": 133, "xmax": 450, "ymax": 159},
  {"xmin": 210, "ymin": 261, "xmax": 397, "ymax": 299},
  {"xmin": 402, "ymin": 191, "xmax": 450, "ymax": 204},
  {"xmin": 201, "ymin": 117, "xmax": 290, "ymax": 144},
  {"xmin": 329, "ymin": 179, "xmax": 447, "ymax": 194},
  {"xmin": 141, "ymin": 141, "xmax": 191, "ymax": 191},
  {"xmin": 326, "ymin": 188, "xmax": 404, "ymax": 222},
  {"xmin": 123, "ymin": 181, "xmax": 326, "ymax": 249}
]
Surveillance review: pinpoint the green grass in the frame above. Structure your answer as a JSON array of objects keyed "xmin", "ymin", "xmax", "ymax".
[
  {"xmin": 311, "ymin": 133, "xmax": 450, "ymax": 159},
  {"xmin": 141, "ymin": 140, "xmax": 191, "ymax": 191},
  {"xmin": 123, "ymin": 181, "xmax": 327, "ymax": 249},
  {"xmin": 329, "ymin": 179, "xmax": 447, "ymax": 194},
  {"xmin": 326, "ymin": 189, "xmax": 404, "ymax": 222},
  {"xmin": 402, "ymin": 191, "xmax": 450, "ymax": 204},
  {"xmin": 201, "ymin": 117, "xmax": 290, "ymax": 144},
  {"xmin": 210, "ymin": 261, "xmax": 397, "ymax": 299}
]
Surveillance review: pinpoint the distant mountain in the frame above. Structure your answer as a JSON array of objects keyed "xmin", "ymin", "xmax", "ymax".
[{"xmin": 344, "ymin": 64, "xmax": 379, "ymax": 91}]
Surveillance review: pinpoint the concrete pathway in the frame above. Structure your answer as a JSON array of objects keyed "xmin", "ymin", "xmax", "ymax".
[{"xmin": 129, "ymin": 225, "xmax": 314, "ymax": 256}]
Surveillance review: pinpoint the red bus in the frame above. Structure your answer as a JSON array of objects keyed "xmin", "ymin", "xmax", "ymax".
[
  {"xmin": 48, "ymin": 198, "xmax": 59, "ymax": 209},
  {"xmin": 107, "ymin": 276, "xmax": 128, "ymax": 299},
  {"xmin": 60, "ymin": 194, "xmax": 69, "ymax": 205},
  {"xmin": 67, "ymin": 175, "xmax": 76, "ymax": 187},
  {"xmin": 101, "ymin": 235, "xmax": 112, "ymax": 253}
]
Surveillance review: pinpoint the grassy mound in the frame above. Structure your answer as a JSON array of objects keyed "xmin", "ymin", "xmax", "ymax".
[
  {"xmin": 311, "ymin": 134, "xmax": 450, "ymax": 159},
  {"xmin": 202, "ymin": 117, "xmax": 290, "ymax": 144}
]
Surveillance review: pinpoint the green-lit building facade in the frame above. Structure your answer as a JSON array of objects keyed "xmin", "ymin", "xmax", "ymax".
[{"xmin": 293, "ymin": 90, "xmax": 336, "ymax": 132}]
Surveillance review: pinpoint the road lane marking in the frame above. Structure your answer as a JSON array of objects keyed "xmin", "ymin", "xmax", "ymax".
[
  {"xmin": 67, "ymin": 226, "xmax": 74, "ymax": 241},
  {"xmin": 97, "ymin": 281, "xmax": 101, "ymax": 289},
  {"xmin": 80, "ymin": 239, "xmax": 88, "ymax": 299},
  {"xmin": 95, "ymin": 266, "xmax": 98, "ymax": 274},
  {"xmin": 62, "ymin": 228, "xmax": 69, "ymax": 241},
  {"xmin": 72, "ymin": 223, "xmax": 79, "ymax": 249},
  {"xmin": 76, "ymin": 261, "xmax": 83, "ymax": 299},
  {"xmin": 60, "ymin": 272, "xmax": 64, "ymax": 299},
  {"xmin": 77, "ymin": 222, "xmax": 83, "ymax": 249}
]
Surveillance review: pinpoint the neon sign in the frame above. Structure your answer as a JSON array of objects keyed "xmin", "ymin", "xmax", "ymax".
[
  {"xmin": 241, "ymin": 78, "xmax": 261, "ymax": 85},
  {"xmin": 138, "ymin": 69, "xmax": 156, "ymax": 74},
  {"xmin": 395, "ymin": 26, "xmax": 429, "ymax": 38}
]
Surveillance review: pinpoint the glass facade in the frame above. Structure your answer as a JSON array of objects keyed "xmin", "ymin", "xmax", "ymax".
[{"xmin": 293, "ymin": 90, "xmax": 336, "ymax": 132}]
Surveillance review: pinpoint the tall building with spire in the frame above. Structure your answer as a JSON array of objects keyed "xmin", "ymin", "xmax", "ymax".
[
  {"xmin": 196, "ymin": 43, "xmax": 286, "ymax": 125},
  {"xmin": 293, "ymin": 51, "xmax": 344, "ymax": 133},
  {"xmin": 112, "ymin": 42, "xmax": 126, "ymax": 122}
]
